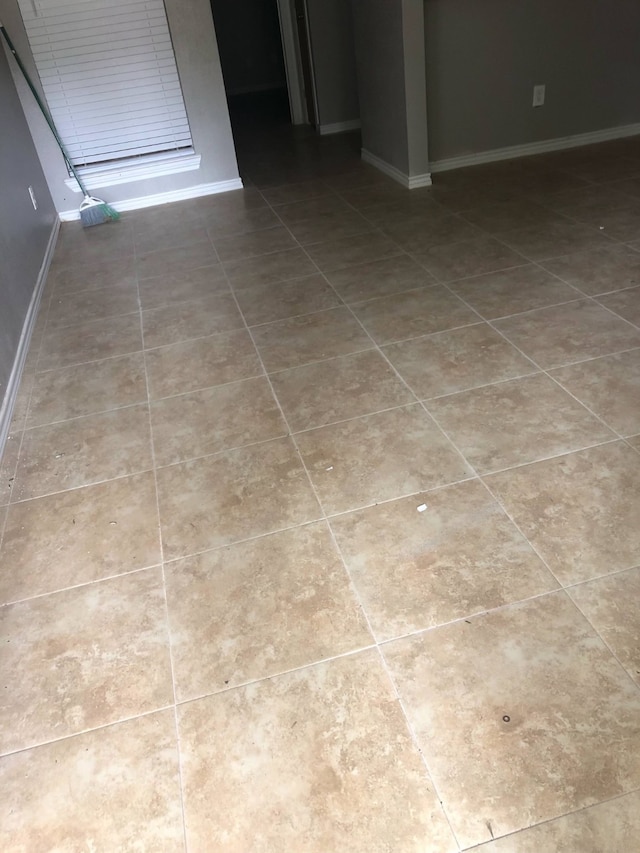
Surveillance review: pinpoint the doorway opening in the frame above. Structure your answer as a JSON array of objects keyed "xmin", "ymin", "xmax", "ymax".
[{"xmin": 210, "ymin": 0, "xmax": 318, "ymax": 181}]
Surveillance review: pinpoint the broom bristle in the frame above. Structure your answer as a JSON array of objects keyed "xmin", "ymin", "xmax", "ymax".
[{"xmin": 79, "ymin": 198, "xmax": 120, "ymax": 228}]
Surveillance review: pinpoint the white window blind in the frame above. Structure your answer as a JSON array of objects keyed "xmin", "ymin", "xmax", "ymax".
[{"xmin": 18, "ymin": 0, "xmax": 193, "ymax": 167}]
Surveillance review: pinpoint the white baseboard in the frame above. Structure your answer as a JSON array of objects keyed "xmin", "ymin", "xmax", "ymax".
[
  {"xmin": 0, "ymin": 218, "xmax": 60, "ymax": 455},
  {"xmin": 319, "ymin": 119, "xmax": 361, "ymax": 136},
  {"xmin": 59, "ymin": 178, "xmax": 244, "ymax": 221},
  {"xmin": 429, "ymin": 122, "xmax": 640, "ymax": 173},
  {"xmin": 361, "ymin": 149, "xmax": 432, "ymax": 189}
]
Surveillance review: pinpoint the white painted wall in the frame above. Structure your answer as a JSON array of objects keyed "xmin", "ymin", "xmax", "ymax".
[{"xmin": 0, "ymin": 0, "xmax": 240, "ymax": 214}]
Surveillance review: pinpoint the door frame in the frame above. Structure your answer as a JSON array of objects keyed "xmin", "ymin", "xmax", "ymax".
[{"xmin": 275, "ymin": 0, "xmax": 315, "ymax": 125}]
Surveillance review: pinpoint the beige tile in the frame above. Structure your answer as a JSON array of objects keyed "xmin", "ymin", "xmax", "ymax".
[
  {"xmin": 304, "ymin": 232, "xmax": 400, "ymax": 272},
  {"xmin": 449, "ymin": 264, "xmax": 581, "ymax": 319},
  {"xmin": 361, "ymin": 197, "xmax": 448, "ymax": 229},
  {"xmin": 13, "ymin": 405, "xmax": 152, "ymax": 501},
  {"xmin": 539, "ymin": 244, "xmax": 640, "ymax": 295},
  {"xmin": 7, "ymin": 382, "xmax": 32, "ymax": 440},
  {"xmin": 157, "ymin": 437, "xmax": 321, "ymax": 560},
  {"xmin": 271, "ymin": 350, "xmax": 414, "ymax": 431},
  {"xmin": 288, "ymin": 210, "xmax": 372, "ymax": 245},
  {"xmin": 499, "ymin": 221, "xmax": 613, "ymax": 261},
  {"xmin": 325, "ymin": 254, "xmax": 436, "ymax": 303},
  {"xmin": 234, "ymin": 274, "xmax": 340, "ymax": 325},
  {"xmin": 383, "ymin": 323, "xmax": 537, "ymax": 399},
  {"xmin": 384, "ymin": 214, "xmax": 482, "ymax": 252},
  {"xmin": 0, "ymin": 433, "xmax": 21, "ymax": 506},
  {"xmin": 213, "ymin": 226, "xmax": 297, "ymax": 262},
  {"xmin": 629, "ymin": 433, "xmax": 640, "ymax": 452},
  {"xmin": 573, "ymin": 202, "xmax": 640, "ymax": 241},
  {"xmin": 224, "ymin": 248, "xmax": 317, "ymax": 288},
  {"xmin": 151, "ymin": 377, "xmax": 286, "ymax": 466},
  {"xmin": 204, "ymin": 205, "xmax": 280, "ymax": 238},
  {"xmin": 252, "ymin": 307, "xmax": 372, "ymax": 371},
  {"xmin": 540, "ymin": 183, "xmax": 636, "ymax": 217},
  {"xmin": 297, "ymin": 404, "xmax": 471, "ymax": 515},
  {"xmin": 166, "ymin": 523, "xmax": 372, "ymax": 700},
  {"xmin": 49, "ymin": 256, "xmax": 136, "ymax": 295},
  {"xmin": 414, "ymin": 237, "xmax": 526, "ymax": 282},
  {"xmin": 192, "ymin": 186, "xmax": 267, "ymax": 213},
  {"xmin": 351, "ymin": 286, "xmax": 479, "ymax": 344},
  {"xmin": 337, "ymin": 180, "xmax": 418, "ymax": 208},
  {"xmin": 598, "ymin": 285, "xmax": 640, "ymax": 327},
  {"xmin": 494, "ymin": 299, "xmax": 640, "ymax": 368},
  {"xmin": 471, "ymin": 791, "xmax": 640, "ymax": 852},
  {"xmin": 274, "ymin": 193, "xmax": 350, "ymax": 223},
  {"xmin": 131, "ymin": 200, "xmax": 204, "ymax": 231},
  {"xmin": 486, "ymin": 441, "xmax": 640, "ymax": 584},
  {"xmin": 178, "ymin": 650, "xmax": 456, "ymax": 853},
  {"xmin": 384, "ymin": 592, "xmax": 640, "ymax": 848},
  {"xmin": 569, "ymin": 567, "xmax": 640, "ymax": 685},
  {"xmin": 26, "ymin": 353, "xmax": 147, "ymax": 427},
  {"xmin": 54, "ymin": 224, "xmax": 134, "ymax": 267},
  {"xmin": 137, "ymin": 264, "xmax": 228, "ymax": 309},
  {"xmin": 460, "ymin": 199, "xmax": 567, "ymax": 233},
  {"xmin": 134, "ymin": 219, "xmax": 212, "ymax": 256},
  {"xmin": 262, "ymin": 179, "xmax": 333, "ymax": 205},
  {"xmin": 427, "ymin": 374, "xmax": 613, "ymax": 473},
  {"xmin": 550, "ymin": 349, "xmax": 640, "ymax": 436},
  {"xmin": 0, "ymin": 473, "xmax": 160, "ymax": 603},
  {"xmin": 0, "ymin": 711, "xmax": 183, "ymax": 851},
  {"xmin": 145, "ymin": 329, "xmax": 262, "ymax": 399},
  {"xmin": 0, "ymin": 569, "xmax": 172, "ymax": 754},
  {"xmin": 142, "ymin": 293, "xmax": 243, "ymax": 348},
  {"xmin": 46, "ymin": 282, "xmax": 139, "ymax": 330},
  {"xmin": 39, "ymin": 313, "xmax": 143, "ymax": 370},
  {"xmin": 136, "ymin": 240, "xmax": 219, "ymax": 279},
  {"xmin": 332, "ymin": 479, "xmax": 555, "ymax": 639}
]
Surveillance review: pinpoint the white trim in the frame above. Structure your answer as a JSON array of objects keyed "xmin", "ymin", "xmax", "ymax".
[
  {"xmin": 429, "ymin": 122, "xmax": 640, "ymax": 173},
  {"xmin": 64, "ymin": 152, "xmax": 201, "ymax": 192},
  {"xmin": 276, "ymin": 0, "xmax": 306, "ymax": 125},
  {"xmin": 319, "ymin": 119, "xmax": 361, "ymax": 136},
  {"xmin": 0, "ymin": 218, "xmax": 60, "ymax": 456},
  {"xmin": 361, "ymin": 148, "xmax": 432, "ymax": 189},
  {"xmin": 59, "ymin": 178, "xmax": 244, "ymax": 221}
]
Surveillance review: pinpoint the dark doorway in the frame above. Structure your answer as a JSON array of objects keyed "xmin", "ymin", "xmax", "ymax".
[{"xmin": 210, "ymin": 1, "xmax": 294, "ymax": 135}]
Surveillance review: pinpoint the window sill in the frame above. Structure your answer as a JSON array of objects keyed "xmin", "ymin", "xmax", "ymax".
[{"xmin": 64, "ymin": 151, "xmax": 201, "ymax": 192}]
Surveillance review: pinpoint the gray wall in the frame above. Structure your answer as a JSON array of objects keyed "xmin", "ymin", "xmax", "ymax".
[
  {"xmin": 425, "ymin": 0, "xmax": 640, "ymax": 162},
  {"xmin": 211, "ymin": 0, "xmax": 287, "ymax": 95},
  {"xmin": 306, "ymin": 0, "xmax": 359, "ymax": 128},
  {"xmin": 0, "ymin": 0, "xmax": 240, "ymax": 214},
  {"xmin": 0, "ymin": 41, "xmax": 55, "ymax": 412},
  {"xmin": 351, "ymin": 0, "xmax": 409, "ymax": 172},
  {"xmin": 350, "ymin": 0, "xmax": 428, "ymax": 178}
]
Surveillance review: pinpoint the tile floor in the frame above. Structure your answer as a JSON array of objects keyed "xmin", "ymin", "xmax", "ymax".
[{"xmin": 1, "ymin": 130, "xmax": 640, "ymax": 851}]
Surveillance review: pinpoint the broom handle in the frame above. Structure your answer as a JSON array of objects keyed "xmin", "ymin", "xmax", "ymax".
[{"xmin": 0, "ymin": 21, "xmax": 90, "ymax": 197}]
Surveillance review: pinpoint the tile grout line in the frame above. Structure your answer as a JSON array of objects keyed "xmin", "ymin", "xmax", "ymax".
[
  {"xmin": 0, "ymin": 703, "xmax": 177, "ymax": 762},
  {"xmin": 329, "ymin": 186, "xmax": 640, "ymax": 702},
  {"xmin": 134, "ymin": 241, "xmax": 191, "ymax": 853},
  {"xmin": 3, "ymin": 168, "xmax": 639, "ymax": 844},
  {"xmin": 0, "ymin": 250, "xmax": 60, "ymax": 547},
  {"xmin": 255, "ymin": 187, "xmax": 476, "ymax": 849}
]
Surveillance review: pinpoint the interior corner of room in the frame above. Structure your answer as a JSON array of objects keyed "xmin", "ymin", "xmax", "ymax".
[{"xmin": 2, "ymin": 0, "xmax": 640, "ymax": 453}]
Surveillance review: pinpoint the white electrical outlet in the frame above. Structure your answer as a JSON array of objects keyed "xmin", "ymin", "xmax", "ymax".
[
  {"xmin": 532, "ymin": 85, "xmax": 546, "ymax": 108},
  {"xmin": 28, "ymin": 186, "xmax": 38, "ymax": 210}
]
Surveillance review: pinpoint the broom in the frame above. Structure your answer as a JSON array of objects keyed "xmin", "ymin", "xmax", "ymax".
[{"xmin": 0, "ymin": 21, "xmax": 119, "ymax": 227}]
